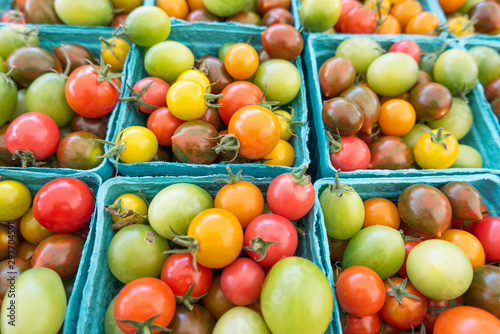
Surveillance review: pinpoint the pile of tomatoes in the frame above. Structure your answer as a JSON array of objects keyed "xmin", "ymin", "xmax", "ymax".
[
  {"xmin": 112, "ymin": 23, "xmax": 305, "ymax": 168},
  {"xmin": 318, "ymin": 36, "xmax": 484, "ymax": 171},
  {"xmin": 320, "ymin": 174, "xmax": 500, "ymax": 333},
  {"xmin": 439, "ymin": 0, "xmax": 500, "ymax": 35},
  {"xmin": 0, "ymin": 176, "xmax": 96, "ymax": 333},
  {"xmin": 474, "ymin": 45, "xmax": 500, "ymax": 120},
  {"xmin": 299, "ymin": 0, "xmax": 444, "ymax": 35},
  {"xmin": 101, "ymin": 167, "xmax": 333, "ymax": 334},
  {"xmin": 157, "ymin": 0, "xmax": 295, "ymax": 27}
]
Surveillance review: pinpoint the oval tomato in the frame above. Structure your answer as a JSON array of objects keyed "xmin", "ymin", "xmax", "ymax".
[{"xmin": 433, "ymin": 306, "xmax": 500, "ymax": 334}]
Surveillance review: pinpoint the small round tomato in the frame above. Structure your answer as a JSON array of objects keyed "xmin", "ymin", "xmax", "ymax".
[
  {"xmin": 335, "ymin": 265, "xmax": 386, "ymax": 317},
  {"xmin": 167, "ymin": 80, "xmax": 208, "ymax": 121},
  {"xmin": 114, "ymin": 277, "xmax": 176, "ymax": 334},
  {"xmin": 342, "ymin": 7, "xmax": 377, "ymax": 34},
  {"xmin": 177, "ymin": 69, "xmax": 211, "ymax": 93},
  {"xmin": 440, "ymin": 229, "xmax": 485, "ymax": 268},
  {"xmin": 0, "ymin": 179, "xmax": 31, "ymax": 221},
  {"xmin": 328, "ymin": 135, "xmax": 370, "ymax": 172},
  {"xmin": 474, "ymin": 216, "xmax": 500, "ymax": 261},
  {"xmin": 20, "ymin": 208, "xmax": 56, "ymax": 245},
  {"xmin": 261, "ymin": 24, "xmax": 303, "ymax": 61},
  {"xmin": 433, "ymin": 306, "xmax": 500, "ymax": 334},
  {"xmin": 378, "ymin": 99, "xmax": 416, "ymax": 136},
  {"xmin": 101, "ymin": 36, "xmax": 130, "ymax": 72},
  {"xmin": 340, "ymin": 313, "xmax": 381, "ymax": 334},
  {"xmin": 32, "ymin": 178, "xmax": 94, "ymax": 233},
  {"xmin": 263, "ymin": 139, "xmax": 295, "ymax": 167},
  {"xmin": 147, "ymin": 107, "xmax": 184, "ymax": 146},
  {"xmin": 220, "ymin": 258, "xmax": 265, "ymax": 306},
  {"xmin": 448, "ymin": 15, "xmax": 475, "ymax": 35},
  {"xmin": 405, "ymin": 11, "xmax": 441, "ymax": 35},
  {"xmin": 414, "ymin": 128, "xmax": 458, "ymax": 169},
  {"xmin": 202, "ymin": 277, "xmax": 236, "ymax": 320},
  {"xmin": 217, "ymin": 81, "xmax": 264, "ymax": 125},
  {"xmin": 57, "ymin": 131, "xmax": 104, "ymax": 170},
  {"xmin": 130, "ymin": 77, "xmax": 170, "ymax": 114},
  {"xmin": 253, "ymin": 58, "xmax": 301, "ymax": 105},
  {"xmin": 440, "ymin": 0, "xmax": 466, "ymax": 13},
  {"xmin": 157, "ymin": 0, "xmax": 189, "ymax": 19},
  {"xmin": 116, "ymin": 126, "xmax": 159, "ymax": 163},
  {"xmin": 214, "ymin": 170, "xmax": 264, "ymax": 229},
  {"xmin": 187, "ymin": 208, "xmax": 243, "ymax": 269},
  {"xmin": 224, "ymin": 43, "xmax": 259, "ymax": 80},
  {"xmin": 388, "ymin": 40, "xmax": 421, "ymax": 63},
  {"xmin": 109, "ymin": 193, "xmax": 148, "ymax": 225},
  {"xmin": 376, "ymin": 14, "xmax": 402, "ymax": 34},
  {"xmin": 390, "ymin": 0, "xmax": 423, "ymax": 30},
  {"xmin": 363, "ymin": 198, "xmax": 400, "ymax": 229}
]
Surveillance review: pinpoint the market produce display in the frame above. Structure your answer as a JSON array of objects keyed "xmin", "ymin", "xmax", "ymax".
[{"xmin": 1, "ymin": 0, "xmax": 500, "ymax": 333}]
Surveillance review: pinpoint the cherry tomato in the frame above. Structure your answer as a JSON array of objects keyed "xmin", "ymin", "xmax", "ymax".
[
  {"xmin": 397, "ymin": 239, "xmax": 422, "ymax": 277},
  {"xmin": 405, "ymin": 11, "xmax": 441, "ymax": 35},
  {"xmin": 340, "ymin": 313, "xmax": 381, "ymax": 334},
  {"xmin": 224, "ymin": 43, "xmax": 259, "ymax": 80},
  {"xmin": 440, "ymin": 229, "xmax": 485, "ymax": 268},
  {"xmin": 0, "ymin": 180, "xmax": 31, "ymax": 221},
  {"xmin": 157, "ymin": 0, "xmax": 189, "ymax": 19},
  {"xmin": 266, "ymin": 166, "xmax": 315, "ymax": 220},
  {"xmin": 167, "ymin": 80, "xmax": 208, "ymax": 121},
  {"xmin": 217, "ymin": 81, "xmax": 264, "ymax": 125},
  {"xmin": 335, "ymin": 265, "xmax": 386, "ymax": 317},
  {"xmin": 261, "ymin": 24, "xmax": 303, "ymax": 61},
  {"xmin": 263, "ymin": 139, "xmax": 295, "ymax": 167},
  {"xmin": 147, "ymin": 107, "xmax": 184, "ymax": 146},
  {"xmin": 342, "ymin": 7, "xmax": 377, "ymax": 34},
  {"xmin": 335, "ymin": 0, "xmax": 362, "ymax": 32},
  {"xmin": 114, "ymin": 277, "xmax": 176, "ymax": 334},
  {"xmin": 244, "ymin": 213, "xmax": 298, "ymax": 267},
  {"xmin": 20, "ymin": 208, "xmax": 55, "ymax": 245},
  {"xmin": 376, "ymin": 15, "xmax": 402, "ymax": 34},
  {"xmin": 390, "ymin": 0, "xmax": 423, "ymax": 30},
  {"xmin": 228, "ymin": 105, "xmax": 281, "ymax": 160},
  {"xmin": 187, "ymin": 208, "xmax": 243, "ymax": 269},
  {"xmin": 474, "ymin": 216, "xmax": 500, "ymax": 261},
  {"xmin": 433, "ymin": 306, "xmax": 500, "ymax": 333},
  {"xmin": 132, "ymin": 77, "xmax": 170, "ymax": 114},
  {"xmin": 329, "ymin": 135, "xmax": 370, "ymax": 172},
  {"xmin": 160, "ymin": 253, "xmax": 213, "ymax": 299},
  {"xmin": 214, "ymin": 172, "xmax": 264, "ymax": 229},
  {"xmin": 110, "ymin": 193, "xmax": 148, "ymax": 225},
  {"xmin": 363, "ymin": 198, "xmax": 400, "ymax": 229},
  {"xmin": 202, "ymin": 276, "xmax": 236, "ymax": 320},
  {"xmin": 65, "ymin": 64, "xmax": 121, "ymax": 118},
  {"xmin": 388, "ymin": 40, "xmax": 421, "ymax": 63},
  {"xmin": 116, "ymin": 126, "xmax": 159, "ymax": 163},
  {"xmin": 101, "ymin": 36, "xmax": 130, "ymax": 72},
  {"xmin": 32, "ymin": 178, "xmax": 94, "ymax": 233},
  {"xmin": 414, "ymin": 128, "xmax": 458, "ymax": 169},
  {"xmin": 447, "ymin": 15, "xmax": 474, "ymax": 35},
  {"xmin": 17, "ymin": 240, "xmax": 35, "ymax": 260},
  {"xmin": 6, "ymin": 112, "xmax": 60, "ymax": 161},
  {"xmin": 220, "ymin": 258, "xmax": 265, "ymax": 306},
  {"xmin": 439, "ymin": 0, "xmax": 466, "ymax": 13},
  {"xmin": 378, "ymin": 99, "xmax": 416, "ymax": 137}
]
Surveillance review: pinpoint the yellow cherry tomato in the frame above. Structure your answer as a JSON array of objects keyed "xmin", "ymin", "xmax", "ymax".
[
  {"xmin": 224, "ymin": 43, "xmax": 259, "ymax": 80},
  {"xmin": 187, "ymin": 208, "xmax": 243, "ymax": 269},
  {"xmin": 101, "ymin": 37, "xmax": 130, "ymax": 72},
  {"xmin": 177, "ymin": 69, "xmax": 211, "ymax": 93},
  {"xmin": 116, "ymin": 126, "xmax": 158, "ymax": 163},
  {"xmin": 440, "ymin": 229, "xmax": 485, "ymax": 268},
  {"xmin": 20, "ymin": 208, "xmax": 56, "ymax": 245},
  {"xmin": 167, "ymin": 79, "xmax": 208, "ymax": 120},
  {"xmin": 263, "ymin": 139, "xmax": 295, "ymax": 167},
  {"xmin": 0, "ymin": 180, "xmax": 31, "ymax": 221},
  {"xmin": 447, "ymin": 16, "xmax": 475, "ymax": 36},
  {"xmin": 414, "ymin": 128, "xmax": 459, "ymax": 169},
  {"xmin": 110, "ymin": 193, "xmax": 148, "ymax": 225},
  {"xmin": 111, "ymin": 0, "xmax": 143, "ymax": 13},
  {"xmin": 274, "ymin": 110, "xmax": 293, "ymax": 141},
  {"xmin": 365, "ymin": 0, "xmax": 391, "ymax": 16}
]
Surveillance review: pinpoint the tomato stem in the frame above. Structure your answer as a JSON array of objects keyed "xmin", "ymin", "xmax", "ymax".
[
  {"xmin": 275, "ymin": 107, "xmax": 305, "ymax": 139},
  {"xmin": 387, "ymin": 278, "xmax": 422, "ymax": 305},
  {"xmin": 99, "ymin": 36, "xmax": 122, "ymax": 62},
  {"xmin": 105, "ymin": 199, "xmax": 148, "ymax": 229},
  {"xmin": 243, "ymin": 236, "xmax": 283, "ymax": 262},
  {"xmin": 163, "ymin": 234, "xmax": 200, "ymax": 272},
  {"xmin": 59, "ymin": 45, "xmax": 72, "ymax": 78},
  {"xmin": 116, "ymin": 314, "xmax": 171, "ymax": 334},
  {"xmin": 254, "ymin": 84, "xmax": 280, "ymax": 110},
  {"xmin": 326, "ymin": 130, "xmax": 342, "ymax": 154},
  {"xmin": 209, "ymin": 134, "xmax": 241, "ymax": 163},
  {"xmin": 220, "ymin": 165, "xmax": 243, "ymax": 184},
  {"xmin": 328, "ymin": 170, "xmax": 355, "ymax": 197},
  {"xmin": 11, "ymin": 150, "xmax": 45, "ymax": 169},
  {"xmin": 290, "ymin": 165, "xmax": 311, "ymax": 186},
  {"xmin": 205, "ymin": 83, "xmax": 223, "ymax": 108},
  {"xmin": 119, "ymin": 81, "xmax": 160, "ymax": 110},
  {"xmin": 175, "ymin": 283, "xmax": 207, "ymax": 311},
  {"xmin": 421, "ymin": 127, "xmax": 451, "ymax": 151},
  {"xmin": 92, "ymin": 131, "xmax": 126, "ymax": 176}
]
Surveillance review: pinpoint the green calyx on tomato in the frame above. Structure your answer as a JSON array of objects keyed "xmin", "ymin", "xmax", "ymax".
[
  {"xmin": 119, "ymin": 81, "xmax": 161, "ymax": 110},
  {"xmin": 105, "ymin": 198, "xmax": 148, "ymax": 229},
  {"xmin": 326, "ymin": 129, "xmax": 342, "ymax": 154},
  {"xmin": 329, "ymin": 169, "xmax": 355, "ymax": 196},
  {"xmin": 274, "ymin": 107, "xmax": 304, "ymax": 139},
  {"xmin": 421, "ymin": 127, "xmax": 451, "ymax": 150},
  {"xmin": 242, "ymin": 236, "xmax": 283, "ymax": 263},
  {"xmin": 211, "ymin": 133, "xmax": 241, "ymax": 163},
  {"xmin": 164, "ymin": 230, "xmax": 201, "ymax": 272},
  {"xmin": 290, "ymin": 164, "xmax": 311, "ymax": 186},
  {"xmin": 116, "ymin": 313, "xmax": 170, "ymax": 334},
  {"xmin": 175, "ymin": 282, "xmax": 206, "ymax": 311},
  {"xmin": 85, "ymin": 56, "xmax": 123, "ymax": 92},
  {"xmin": 386, "ymin": 278, "xmax": 422, "ymax": 304}
]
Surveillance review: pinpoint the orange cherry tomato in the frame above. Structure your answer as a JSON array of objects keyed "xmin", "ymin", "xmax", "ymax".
[
  {"xmin": 224, "ymin": 43, "xmax": 259, "ymax": 80},
  {"xmin": 228, "ymin": 105, "xmax": 281, "ymax": 160},
  {"xmin": 378, "ymin": 99, "xmax": 416, "ymax": 136},
  {"xmin": 214, "ymin": 169, "xmax": 264, "ymax": 229},
  {"xmin": 18, "ymin": 240, "xmax": 36, "ymax": 261},
  {"xmin": 440, "ymin": 229, "xmax": 485, "ymax": 268},
  {"xmin": 188, "ymin": 208, "xmax": 243, "ymax": 269},
  {"xmin": 439, "ymin": 0, "xmax": 466, "ymax": 13},
  {"xmin": 376, "ymin": 14, "xmax": 402, "ymax": 34},
  {"xmin": 405, "ymin": 11, "xmax": 441, "ymax": 35},
  {"xmin": 157, "ymin": 0, "xmax": 189, "ymax": 20},
  {"xmin": 363, "ymin": 198, "xmax": 401, "ymax": 229},
  {"xmin": 187, "ymin": 0, "xmax": 205, "ymax": 10},
  {"xmin": 390, "ymin": 0, "xmax": 423, "ymax": 30},
  {"xmin": 20, "ymin": 208, "xmax": 56, "ymax": 245},
  {"xmin": 365, "ymin": 0, "xmax": 391, "ymax": 16}
]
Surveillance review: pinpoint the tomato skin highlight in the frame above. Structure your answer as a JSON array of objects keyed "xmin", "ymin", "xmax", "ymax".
[{"xmin": 220, "ymin": 258, "xmax": 265, "ymax": 306}]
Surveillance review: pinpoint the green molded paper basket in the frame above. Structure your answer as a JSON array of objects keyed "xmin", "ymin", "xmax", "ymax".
[
  {"xmin": 304, "ymin": 33, "xmax": 500, "ymax": 179},
  {"xmin": 0, "ymin": 169, "xmax": 102, "ymax": 334},
  {"xmin": 77, "ymin": 174, "xmax": 338, "ymax": 334},
  {"xmin": 109, "ymin": 23, "xmax": 310, "ymax": 178},
  {"xmin": 0, "ymin": 25, "xmax": 133, "ymax": 180},
  {"xmin": 311, "ymin": 172, "xmax": 500, "ymax": 334}
]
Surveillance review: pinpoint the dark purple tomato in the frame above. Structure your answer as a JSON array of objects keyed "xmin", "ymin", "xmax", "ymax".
[
  {"xmin": 24, "ymin": 0, "xmax": 62, "ymax": 24},
  {"xmin": 56, "ymin": 131, "xmax": 104, "ymax": 170},
  {"xmin": 262, "ymin": 7, "xmax": 294, "ymax": 26},
  {"xmin": 484, "ymin": 77, "xmax": 500, "ymax": 102},
  {"xmin": 369, "ymin": 136, "xmax": 415, "ymax": 170},
  {"xmin": 6, "ymin": 46, "xmax": 62, "ymax": 87},
  {"xmin": 440, "ymin": 182, "xmax": 483, "ymax": 221},
  {"xmin": 322, "ymin": 98, "xmax": 364, "ymax": 136},
  {"xmin": 70, "ymin": 114, "xmax": 109, "ymax": 139},
  {"xmin": 226, "ymin": 11, "xmax": 262, "ymax": 25},
  {"xmin": 408, "ymin": 83, "xmax": 452, "ymax": 121},
  {"xmin": 340, "ymin": 85, "xmax": 380, "ymax": 135},
  {"xmin": 198, "ymin": 107, "xmax": 226, "ymax": 132},
  {"xmin": 257, "ymin": 0, "xmax": 291, "ymax": 15},
  {"xmin": 169, "ymin": 304, "xmax": 216, "ymax": 334},
  {"xmin": 53, "ymin": 43, "xmax": 98, "ymax": 74},
  {"xmin": 468, "ymin": 1, "xmax": 500, "ymax": 33},
  {"xmin": 171, "ymin": 120, "xmax": 219, "ymax": 164},
  {"xmin": 195, "ymin": 55, "xmax": 233, "ymax": 95},
  {"xmin": 319, "ymin": 57, "xmax": 356, "ymax": 98},
  {"xmin": 463, "ymin": 265, "xmax": 500, "ymax": 318},
  {"xmin": 187, "ymin": 9, "xmax": 219, "ymax": 22},
  {"xmin": 261, "ymin": 24, "xmax": 303, "ymax": 61}
]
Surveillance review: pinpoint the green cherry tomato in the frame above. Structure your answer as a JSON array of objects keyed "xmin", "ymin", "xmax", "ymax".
[
  {"xmin": 427, "ymin": 97, "xmax": 473, "ymax": 141},
  {"xmin": 54, "ymin": 0, "xmax": 113, "ymax": 26},
  {"xmin": 0, "ymin": 25, "xmax": 39, "ymax": 60},
  {"xmin": 104, "ymin": 296, "xmax": 125, "ymax": 334},
  {"xmin": 468, "ymin": 46, "xmax": 500, "ymax": 86},
  {"xmin": 203, "ymin": 0, "xmax": 247, "ymax": 17},
  {"xmin": 299, "ymin": 0, "xmax": 342, "ymax": 32},
  {"xmin": 145, "ymin": 41, "xmax": 194, "ymax": 83},
  {"xmin": 451, "ymin": 144, "xmax": 483, "ymax": 168},
  {"xmin": 253, "ymin": 59, "xmax": 300, "ymax": 105},
  {"xmin": 402, "ymin": 123, "xmax": 431, "ymax": 150},
  {"xmin": 0, "ymin": 180, "xmax": 31, "ymax": 221},
  {"xmin": 123, "ymin": 6, "xmax": 171, "ymax": 47},
  {"xmin": 9, "ymin": 89, "xmax": 27, "ymax": 122},
  {"xmin": 213, "ymin": 307, "xmax": 269, "ymax": 334},
  {"xmin": 367, "ymin": 52, "xmax": 419, "ymax": 96},
  {"xmin": 335, "ymin": 37, "xmax": 383, "ymax": 74},
  {"xmin": 433, "ymin": 49, "xmax": 478, "ymax": 96}
]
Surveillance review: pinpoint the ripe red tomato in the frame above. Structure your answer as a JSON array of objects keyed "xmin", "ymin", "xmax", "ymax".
[
  {"xmin": 433, "ymin": 306, "xmax": 500, "ymax": 333},
  {"xmin": 341, "ymin": 7, "xmax": 377, "ymax": 34},
  {"xmin": 1, "ymin": 10, "xmax": 27, "ymax": 23},
  {"xmin": 244, "ymin": 213, "xmax": 298, "ymax": 267},
  {"xmin": 147, "ymin": 107, "xmax": 184, "ymax": 146},
  {"xmin": 114, "ymin": 277, "xmax": 176, "ymax": 334},
  {"xmin": 340, "ymin": 313, "xmax": 381, "ymax": 334},
  {"xmin": 160, "ymin": 253, "xmax": 212, "ymax": 300},
  {"xmin": 220, "ymin": 258, "xmax": 265, "ymax": 306},
  {"xmin": 32, "ymin": 178, "xmax": 94, "ymax": 233},
  {"xmin": 329, "ymin": 135, "xmax": 370, "ymax": 172},
  {"xmin": 474, "ymin": 216, "xmax": 500, "ymax": 261},
  {"xmin": 131, "ymin": 77, "xmax": 170, "ymax": 114},
  {"xmin": 266, "ymin": 167, "xmax": 315, "ymax": 220},
  {"xmin": 388, "ymin": 40, "xmax": 421, "ymax": 63},
  {"xmin": 397, "ymin": 239, "xmax": 422, "ymax": 277},
  {"xmin": 65, "ymin": 64, "xmax": 121, "ymax": 118},
  {"xmin": 217, "ymin": 82, "xmax": 264, "ymax": 125},
  {"xmin": 378, "ymin": 277, "xmax": 428, "ymax": 329},
  {"xmin": 334, "ymin": 0, "xmax": 362, "ymax": 32},
  {"xmin": 335, "ymin": 265, "xmax": 386, "ymax": 317},
  {"xmin": 6, "ymin": 112, "xmax": 60, "ymax": 162}
]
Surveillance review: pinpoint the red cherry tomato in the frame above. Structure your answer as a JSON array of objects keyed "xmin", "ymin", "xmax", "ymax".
[
  {"xmin": 244, "ymin": 213, "xmax": 298, "ymax": 267},
  {"xmin": 433, "ymin": 306, "xmax": 500, "ymax": 334},
  {"xmin": 132, "ymin": 77, "xmax": 170, "ymax": 114},
  {"xmin": 220, "ymin": 258, "xmax": 265, "ymax": 306},
  {"xmin": 340, "ymin": 313, "xmax": 381, "ymax": 334},
  {"xmin": 341, "ymin": 7, "xmax": 377, "ymax": 34},
  {"xmin": 217, "ymin": 82, "xmax": 264, "ymax": 125},
  {"xmin": 147, "ymin": 107, "xmax": 184, "ymax": 146},
  {"xmin": 6, "ymin": 112, "xmax": 60, "ymax": 161},
  {"xmin": 266, "ymin": 167, "xmax": 315, "ymax": 220},
  {"xmin": 329, "ymin": 135, "xmax": 370, "ymax": 172},
  {"xmin": 32, "ymin": 178, "xmax": 94, "ymax": 233},
  {"xmin": 397, "ymin": 239, "xmax": 422, "ymax": 277},
  {"xmin": 388, "ymin": 40, "xmax": 421, "ymax": 63},
  {"xmin": 474, "ymin": 216, "xmax": 500, "ymax": 261}
]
